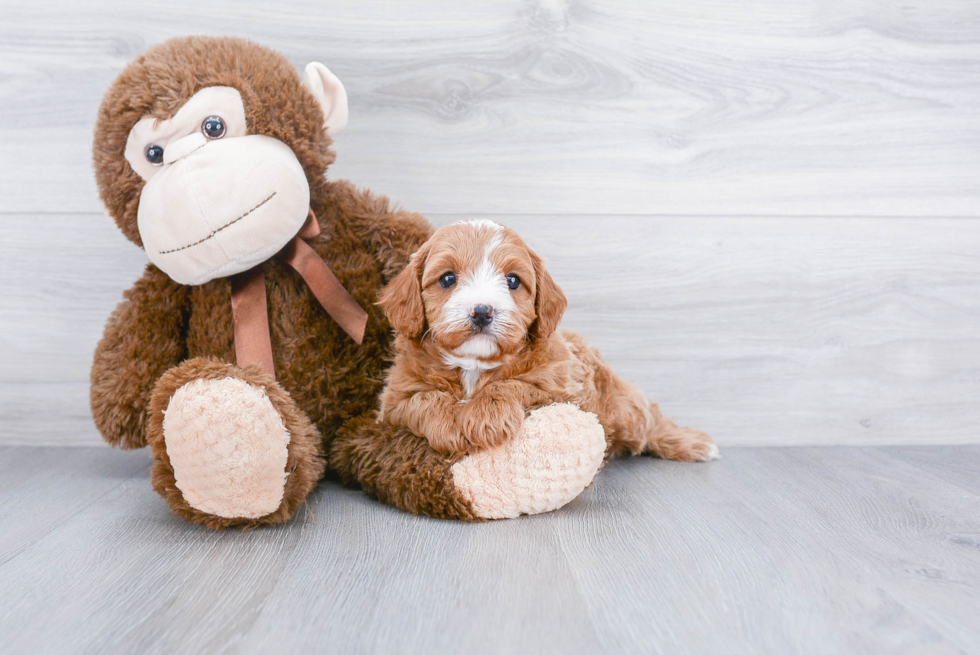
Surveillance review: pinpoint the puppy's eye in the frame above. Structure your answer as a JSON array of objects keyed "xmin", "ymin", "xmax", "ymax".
[
  {"xmin": 144, "ymin": 144, "xmax": 164, "ymax": 165},
  {"xmin": 506, "ymin": 274, "xmax": 521, "ymax": 290},
  {"xmin": 439, "ymin": 272, "xmax": 457, "ymax": 288},
  {"xmin": 202, "ymin": 115, "xmax": 226, "ymax": 139}
]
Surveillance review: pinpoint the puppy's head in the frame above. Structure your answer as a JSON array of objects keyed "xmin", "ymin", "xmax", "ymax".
[{"xmin": 378, "ymin": 220, "xmax": 567, "ymax": 360}]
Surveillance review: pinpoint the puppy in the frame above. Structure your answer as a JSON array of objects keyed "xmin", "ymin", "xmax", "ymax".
[{"xmin": 377, "ymin": 219, "xmax": 718, "ymax": 462}]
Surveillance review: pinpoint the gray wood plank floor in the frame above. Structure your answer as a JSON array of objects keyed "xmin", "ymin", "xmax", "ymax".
[{"xmin": 1, "ymin": 445, "xmax": 978, "ymax": 654}]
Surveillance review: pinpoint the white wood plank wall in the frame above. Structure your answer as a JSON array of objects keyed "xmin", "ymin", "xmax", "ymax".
[{"xmin": 1, "ymin": 0, "xmax": 978, "ymax": 446}]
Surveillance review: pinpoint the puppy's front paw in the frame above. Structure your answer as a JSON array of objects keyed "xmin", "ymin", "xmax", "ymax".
[
  {"xmin": 421, "ymin": 424, "xmax": 470, "ymax": 458},
  {"xmin": 457, "ymin": 394, "xmax": 525, "ymax": 453}
]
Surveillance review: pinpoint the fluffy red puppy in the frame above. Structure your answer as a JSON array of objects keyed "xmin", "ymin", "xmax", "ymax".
[{"xmin": 377, "ymin": 219, "xmax": 718, "ymax": 462}]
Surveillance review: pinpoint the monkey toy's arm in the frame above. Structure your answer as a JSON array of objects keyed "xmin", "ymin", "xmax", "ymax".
[
  {"xmin": 90, "ymin": 265, "xmax": 190, "ymax": 450},
  {"xmin": 322, "ymin": 180, "xmax": 434, "ymax": 282}
]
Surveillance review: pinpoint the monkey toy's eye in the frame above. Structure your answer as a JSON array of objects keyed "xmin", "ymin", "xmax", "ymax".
[
  {"xmin": 202, "ymin": 115, "xmax": 226, "ymax": 139},
  {"xmin": 506, "ymin": 274, "xmax": 521, "ymax": 290},
  {"xmin": 439, "ymin": 272, "xmax": 457, "ymax": 288},
  {"xmin": 144, "ymin": 144, "xmax": 164, "ymax": 165}
]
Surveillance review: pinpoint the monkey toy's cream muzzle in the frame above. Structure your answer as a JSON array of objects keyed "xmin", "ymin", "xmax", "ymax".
[{"xmin": 137, "ymin": 134, "xmax": 311, "ymax": 286}]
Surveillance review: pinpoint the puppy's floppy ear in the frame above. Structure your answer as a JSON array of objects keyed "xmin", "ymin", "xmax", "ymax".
[
  {"xmin": 377, "ymin": 244, "xmax": 429, "ymax": 339},
  {"xmin": 528, "ymin": 249, "xmax": 567, "ymax": 342}
]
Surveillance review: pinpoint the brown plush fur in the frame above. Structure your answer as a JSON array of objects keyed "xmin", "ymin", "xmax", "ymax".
[
  {"xmin": 330, "ymin": 415, "xmax": 479, "ymax": 521},
  {"xmin": 90, "ymin": 36, "xmax": 480, "ymax": 524},
  {"xmin": 147, "ymin": 357, "xmax": 326, "ymax": 529},
  {"xmin": 94, "ymin": 37, "xmax": 335, "ymax": 248},
  {"xmin": 377, "ymin": 222, "xmax": 717, "ymax": 462}
]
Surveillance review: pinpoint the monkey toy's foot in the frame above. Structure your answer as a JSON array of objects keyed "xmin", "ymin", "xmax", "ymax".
[
  {"xmin": 146, "ymin": 358, "xmax": 325, "ymax": 529},
  {"xmin": 450, "ymin": 403, "xmax": 606, "ymax": 519}
]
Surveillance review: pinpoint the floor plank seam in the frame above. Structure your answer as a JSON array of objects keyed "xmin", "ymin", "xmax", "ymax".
[{"xmin": 0, "ymin": 461, "xmax": 148, "ymax": 569}]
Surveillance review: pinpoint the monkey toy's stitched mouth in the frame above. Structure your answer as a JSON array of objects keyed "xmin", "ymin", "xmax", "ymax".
[{"xmin": 158, "ymin": 191, "xmax": 277, "ymax": 255}]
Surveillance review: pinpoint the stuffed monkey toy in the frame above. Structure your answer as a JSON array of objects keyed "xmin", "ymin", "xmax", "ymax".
[{"xmin": 90, "ymin": 36, "xmax": 607, "ymax": 528}]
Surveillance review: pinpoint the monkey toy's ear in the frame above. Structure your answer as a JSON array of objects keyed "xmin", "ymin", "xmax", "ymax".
[{"xmin": 302, "ymin": 62, "xmax": 349, "ymax": 136}]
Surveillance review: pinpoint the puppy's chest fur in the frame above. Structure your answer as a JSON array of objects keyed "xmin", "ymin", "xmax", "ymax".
[{"xmin": 388, "ymin": 330, "xmax": 600, "ymax": 411}]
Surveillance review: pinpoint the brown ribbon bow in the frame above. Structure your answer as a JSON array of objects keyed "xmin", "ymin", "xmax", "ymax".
[{"xmin": 229, "ymin": 208, "xmax": 368, "ymax": 377}]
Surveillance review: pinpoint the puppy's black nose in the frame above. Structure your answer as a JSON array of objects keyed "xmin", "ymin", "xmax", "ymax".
[{"xmin": 470, "ymin": 304, "xmax": 494, "ymax": 328}]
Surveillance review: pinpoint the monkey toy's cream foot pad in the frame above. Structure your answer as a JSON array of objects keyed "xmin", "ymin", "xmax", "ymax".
[
  {"xmin": 451, "ymin": 403, "xmax": 607, "ymax": 519},
  {"xmin": 162, "ymin": 377, "xmax": 290, "ymax": 519}
]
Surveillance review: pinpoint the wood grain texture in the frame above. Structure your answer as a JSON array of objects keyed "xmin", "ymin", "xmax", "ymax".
[
  {"xmin": 0, "ymin": 446, "xmax": 148, "ymax": 566},
  {"xmin": 0, "ymin": 0, "xmax": 979, "ymax": 216},
  {"xmin": 0, "ymin": 445, "xmax": 977, "ymax": 654},
  {"xmin": 1, "ymin": 1, "xmax": 979, "ymax": 447},
  {"xmin": 3, "ymin": 213, "xmax": 979, "ymax": 446}
]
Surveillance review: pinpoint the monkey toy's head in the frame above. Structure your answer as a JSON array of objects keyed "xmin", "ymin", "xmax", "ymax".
[{"xmin": 94, "ymin": 36, "xmax": 348, "ymax": 285}]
